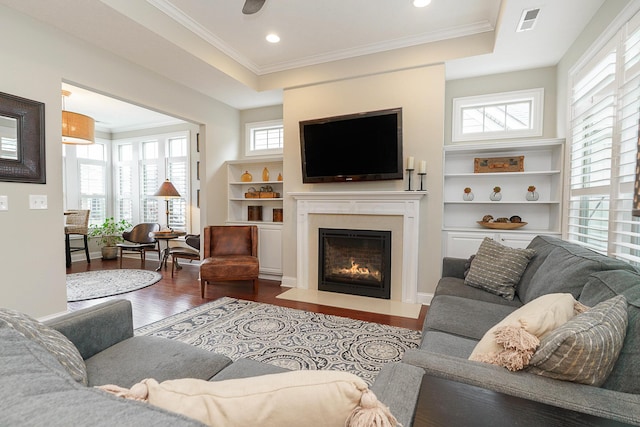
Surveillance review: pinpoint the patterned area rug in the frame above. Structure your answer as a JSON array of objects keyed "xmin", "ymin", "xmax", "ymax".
[
  {"xmin": 66, "ymin": 269, "xmax": 162, "ymax": 302},
  {"xmin": 135, "ymin": 297, "xmax": 422, "ymax": 385}
]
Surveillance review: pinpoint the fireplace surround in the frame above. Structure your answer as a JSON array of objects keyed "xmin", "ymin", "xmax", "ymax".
[{"xmin": 289, "ymin": 191, "xmax": 425, "ymax": 304}]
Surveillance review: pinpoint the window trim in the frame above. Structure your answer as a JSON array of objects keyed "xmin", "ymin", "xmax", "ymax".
[
  {"xmin": 452, "ymin": 88, "xmax": 544, "ymax": 142},
  {"xmin": 245, "ymin": 119, "xmax": 283, "ymax": 157}
]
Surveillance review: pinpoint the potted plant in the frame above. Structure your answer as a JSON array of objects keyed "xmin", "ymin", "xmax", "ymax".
[
  {"xmin": 526, "ymin": 185, "xmax": 539, "ymax": 201},
  {"xmin": 89, "ymin": 217, "xmax": 132, "ymax": 259}
]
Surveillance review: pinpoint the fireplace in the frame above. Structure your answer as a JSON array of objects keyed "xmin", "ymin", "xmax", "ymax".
[{"xmin": 318, "ymin": 228, "xmax": 391, "ymax": 299}]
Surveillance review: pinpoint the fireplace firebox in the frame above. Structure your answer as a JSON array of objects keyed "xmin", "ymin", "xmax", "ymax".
[{"xmin": 318, "ymin": 228, "xmax": 391, "ymax": 299}]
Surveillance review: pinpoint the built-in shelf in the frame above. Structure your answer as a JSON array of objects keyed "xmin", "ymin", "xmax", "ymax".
[{"xmin": 442, "ymin": 138, "xmax": 564, "ymax": 258}]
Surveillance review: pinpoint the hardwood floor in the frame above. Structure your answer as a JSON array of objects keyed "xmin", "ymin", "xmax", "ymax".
[{"xmin": 67, "ymin": 257, "xmax": 428, "ymax": 330}]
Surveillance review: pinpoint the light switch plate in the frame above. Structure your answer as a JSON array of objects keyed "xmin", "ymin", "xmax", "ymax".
[
  {"xmin": 29, "ymin": 195, "xmax": 47, "ymax": 209},
  {"xmin": 0, "ymin": 195, "xmax": 7, "ymax": 211}
]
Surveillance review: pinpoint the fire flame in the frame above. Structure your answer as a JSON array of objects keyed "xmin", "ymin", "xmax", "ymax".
[{"xmin": 334, "ymin": 258, "xmax": 381, "ymax": 281}]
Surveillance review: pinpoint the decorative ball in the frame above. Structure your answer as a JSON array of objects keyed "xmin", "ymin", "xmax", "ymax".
[
  {"xmin": 510, "ymin": 215, "xmax": 522, "ymax": 223},
  {"xmin": 482, "ymin": 214, "xmax": 494, "ymax": 223}
]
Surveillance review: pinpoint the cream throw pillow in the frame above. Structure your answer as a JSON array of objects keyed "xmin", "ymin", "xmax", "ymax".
[
  {"xmin": 469, "ymin": 293, "xmax": 583, "ymax": 370},
  {"xmin": 98, "ymin": 370, "xmax": 398, "ymax": 427}
]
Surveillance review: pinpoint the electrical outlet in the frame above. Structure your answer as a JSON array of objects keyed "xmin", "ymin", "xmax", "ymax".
[
  {"xmin": 0, "ymin": 195, "xmax": 7, "ymax": 211},
  {"xmin": 29, "ymin": 195, "xmax": 48, "ymax": 209}
]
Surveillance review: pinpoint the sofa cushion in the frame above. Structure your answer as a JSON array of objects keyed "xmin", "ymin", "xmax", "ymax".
[
  {"xmin": 518, "ymin": 240, "xmax": 636, "ymax": 304},
  {"xmin": 464, "ymin": 238, "xmax": 535, "ymax": 300},
  {"xmin": 423, "ymin": 295, "xmax": 517, "ymax": 341},
  {"xmin": 0, "ymin": 307, "xmax": 87, "ymax": 386},
  {"xmin": 0, "ymin": 325, "xmax": 202, "ymax": 426},
  {"xmin": 421, "ymin": 331, "xmax": 478, "ymax": 358},
  {"xmin": 85, "ymin": 335, "xmax": 232, "ymax": 387},
  {"xmin": 527, "ymin": 295, "xmax": 628, "ymax": 386},
  {"xmin": 435, "ymin": 277, "xmax": 523, "ymax": 307},
  {"xmin": 515, "ymin": 235, "xmax": 567, "ymax": 297},
  {"xmin": 468, "ymin": 293, "xmax": 578, "ymax": 370},
  {"xmin": 578, "ymin": 270, "xmax": 640, "ymax": 394}
]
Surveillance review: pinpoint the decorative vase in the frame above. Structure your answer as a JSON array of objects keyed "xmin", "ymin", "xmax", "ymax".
[
  {"xmin": 277, "ymin": 173, "xmax": 283, "ymax": 181},
  {"xmin": 241, "ymin": 171, "xmax": 252, "ymax": 182},
  {"xmin": 490, "ymin": 192, "xmax": 502, "ymax": 201},
  {"xmin": 526, "ymin": 191, "xmax": 539, "ymax": 201},
  {"xmin": 262, "ymin": 167, "xmax": 270, "ymax": 181},
  {"xmin": 463, "ymin": 192, "xmax": 474, "ymax": 201}
]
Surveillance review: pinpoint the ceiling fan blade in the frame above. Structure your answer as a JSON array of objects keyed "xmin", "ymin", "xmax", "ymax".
[{"xmin": 242, "ymin": 0, "xmax": 266, "ymax": 15}]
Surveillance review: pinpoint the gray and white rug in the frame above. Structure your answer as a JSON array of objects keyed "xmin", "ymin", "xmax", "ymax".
[
  {"xmin": 66, "ymin": 269, "xmax": 162, "ymax": 302},
  {"xmin": 135, "ymin": 297, "xmax": 422, "ymax": 385}
]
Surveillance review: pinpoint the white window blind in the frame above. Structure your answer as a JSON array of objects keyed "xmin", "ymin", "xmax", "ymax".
[{"xmin": 567, "ymin": 10, "xmax": 640, "ymax": 265}]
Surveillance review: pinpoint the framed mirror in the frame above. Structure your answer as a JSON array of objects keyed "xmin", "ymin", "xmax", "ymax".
[{"xmin": 0, "ymin": 91, "xmax": 45, "ymax": 184}]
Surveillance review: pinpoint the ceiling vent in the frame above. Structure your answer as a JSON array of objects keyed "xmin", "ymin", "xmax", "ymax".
[{"xmin": 517, "ymin": 8, "xmax": 540, "ymax": 32}]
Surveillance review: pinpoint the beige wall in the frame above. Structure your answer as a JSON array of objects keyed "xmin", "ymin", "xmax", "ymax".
[
  {"xmin": 445, "ymin": 66, "xmax": 558, "ymax": 144},
  {"xmin": 281, "ymin": 65, "xmax": 446, "ymax": 298},
  {"xmin": 0, "ymin": 5, "xmax": 238, "ymax": 317}
]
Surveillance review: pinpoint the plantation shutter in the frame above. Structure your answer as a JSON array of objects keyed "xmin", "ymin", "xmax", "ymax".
[{"xmin": 567, "ymin": 10, "xmax": 640, "ymax": 265}]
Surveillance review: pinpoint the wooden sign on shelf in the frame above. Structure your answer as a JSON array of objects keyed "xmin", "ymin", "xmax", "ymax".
[{"xmin": 474, "ymin": 156, "xmax": 524, "ymax": 173}]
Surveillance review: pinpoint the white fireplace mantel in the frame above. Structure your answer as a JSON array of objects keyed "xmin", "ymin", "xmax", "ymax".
[{"xmin": 289, "ymin": 191, "xmax": 426, "ymax": 304}]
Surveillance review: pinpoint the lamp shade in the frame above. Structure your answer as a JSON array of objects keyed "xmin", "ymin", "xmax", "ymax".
[
  {"xmin": 62, "ymin": 110, "xmax": 95, "ymax": 145},
  {"xmin": 154, "ymin": 179, "xmax": 181, "ymax": 198}
]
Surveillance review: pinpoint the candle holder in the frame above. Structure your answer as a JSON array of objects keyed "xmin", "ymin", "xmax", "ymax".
[
  {"xmin": 406, "ymin": 168, "xmax": 415, "ymax": 191},
  {"xmin": 418, "ymin": 172, "xmax": 426, "ymax": 191}
]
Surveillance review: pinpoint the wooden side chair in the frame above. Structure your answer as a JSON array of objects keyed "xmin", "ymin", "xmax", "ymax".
[
  {"xmin": 169, "ymin": 234, "xmax": 200, "ymax": 277},
  {"xmin": 117, "ymin": 222, "xmax": 161, "ymax": 268},
  {"xmin": 65, "ymin": 209, "xmax": 91, "ymax": 268},
  {"xmin": 200, "ymin": 225, "xmax": 259, "ymax": 298}
]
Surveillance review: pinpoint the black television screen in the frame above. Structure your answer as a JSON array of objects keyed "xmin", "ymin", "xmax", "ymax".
[{"xmin": 300, "ymin": 108, "xmax": 403, "ymax": 183}]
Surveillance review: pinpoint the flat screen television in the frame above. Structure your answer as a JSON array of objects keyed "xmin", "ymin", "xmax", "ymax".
[{"xmin": 299, "ymin": 108, "xmax": 403, "ymax": 183}]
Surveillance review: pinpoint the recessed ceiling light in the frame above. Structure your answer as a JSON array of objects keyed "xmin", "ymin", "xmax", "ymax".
[
  {"xmin": 413, "ymin": 0, "xmax": 431, "ymax": 7},
  {"xmin": 266, "ymin": 33, "xmax": 280, "ymax": 43}
]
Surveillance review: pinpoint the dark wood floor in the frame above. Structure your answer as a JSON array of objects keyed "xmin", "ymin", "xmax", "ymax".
[{"xmin": 67, "ymin": 257, "xmax": 428, "ymax": 330}]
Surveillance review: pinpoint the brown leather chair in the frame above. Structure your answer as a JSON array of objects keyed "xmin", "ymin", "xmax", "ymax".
[{"xmin": 200, "ymin": 225, "xmax": 259, "ymax": 298}]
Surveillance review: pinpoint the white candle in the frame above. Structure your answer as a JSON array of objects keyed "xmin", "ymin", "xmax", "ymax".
[
  {"xmin": 407, "ymin": 156, "xmax": 414, "ymax": 170},
  {"xmin": 419, "ymin": 160, "xmax": 427, "ymax": 174}
]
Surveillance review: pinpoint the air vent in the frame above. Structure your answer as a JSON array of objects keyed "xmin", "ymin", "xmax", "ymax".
[{"xmin": 517, "ymin": 8, "xmax": 540, "ymax": 32}]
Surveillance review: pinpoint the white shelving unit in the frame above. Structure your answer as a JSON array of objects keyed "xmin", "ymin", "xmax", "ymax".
[
  {"xmin": 442, "ymin": 138, "xmax": 564, "ymax": 258},
  {"xmin": 226, "ymin": 157, "xmax": 283, "ymax": 279}
]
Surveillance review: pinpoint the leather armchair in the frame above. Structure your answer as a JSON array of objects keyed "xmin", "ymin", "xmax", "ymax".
[{"xmin": 200, "ymin": 225, "xmax": 259, "ymax": 298}]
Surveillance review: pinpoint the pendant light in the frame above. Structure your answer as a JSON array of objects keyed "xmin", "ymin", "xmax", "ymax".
[{"xmin": 62, "ymin": 89, "xmax": 95, "ymax": 145}]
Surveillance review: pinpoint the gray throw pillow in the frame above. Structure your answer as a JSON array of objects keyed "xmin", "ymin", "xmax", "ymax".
[
  {"xmin": 526, "ymin": 295, "xmax": 628, "ymax": 386},
  {"xmin": 0, "ymin": 308, "xmax": 88, "ymax": 385},
  {"xmin": 464, "ymin": 238, "xmax": 535, "ymax": 300}
]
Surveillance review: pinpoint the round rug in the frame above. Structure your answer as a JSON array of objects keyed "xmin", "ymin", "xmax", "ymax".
[{"xmin": 66, "ymin": 269, "xmax": 162, "ymax": 302}]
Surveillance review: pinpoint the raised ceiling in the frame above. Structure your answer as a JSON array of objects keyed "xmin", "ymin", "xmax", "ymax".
[{"xmin": 1, "ymin": 0, "xmax": 606, "ymax": 125}]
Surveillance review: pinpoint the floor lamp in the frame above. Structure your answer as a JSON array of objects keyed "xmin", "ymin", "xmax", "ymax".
[{"xmin": 154, "ymin": 179, "xmax": 181, "ymax": 230}]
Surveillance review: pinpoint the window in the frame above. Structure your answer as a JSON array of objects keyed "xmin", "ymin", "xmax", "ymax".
[
  {"xmin": 567, "ymin": 9, "xmax": 640, "ymax": 266},
  {"xmin": 114, "ymin": 132, "xmax": 190, "ymax": 230},
  {"xmin": 452, "ymin": 88, "xmax": 544, "ymax": 142},
  {"xmin": 245, "ymin": 120, "xmax": 283, "ymax": 156},
  {"xmin": 64, "ymin": 131, "xmax": 191, "ymax": 231},
  {"xmin": 63, "ymin": 142, "xmax": 108, "ymax": 226}
]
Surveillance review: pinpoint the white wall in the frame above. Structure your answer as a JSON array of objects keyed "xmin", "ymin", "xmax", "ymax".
[
  {"xmin": 281, "ymin": 65, "xmax": 446, "ymax": 298},
  {"xmin": 0, "ymin": 5, "xmax": 238, "ymax": 317},
  {"xmin": 445, "ymin": 66, "xmax": 558, "ymax": 143}
]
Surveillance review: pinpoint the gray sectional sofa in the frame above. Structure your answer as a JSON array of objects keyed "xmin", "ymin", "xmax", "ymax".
[
  {"xmin": 402, "ymin": 235, "xmax": 640, "ymax": 425},
  {"xmin": 0, "ymin": 298, "xmax": 424, "ymax": 426}
]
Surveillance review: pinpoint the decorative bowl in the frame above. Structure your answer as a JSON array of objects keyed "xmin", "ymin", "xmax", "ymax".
[{"xmin": 476, "ymin": 221, "xmax": 527, "ymax": 230}]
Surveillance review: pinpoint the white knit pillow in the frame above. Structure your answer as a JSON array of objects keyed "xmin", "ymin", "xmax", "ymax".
[{"xmin": 98, "ymin": 370, "xmax": 398, "ymax": 427}]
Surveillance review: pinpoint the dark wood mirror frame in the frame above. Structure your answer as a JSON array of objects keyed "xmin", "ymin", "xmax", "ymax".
[{"xmin": 0, "ymin": 91, "xmax": 45, "ymax": 184}]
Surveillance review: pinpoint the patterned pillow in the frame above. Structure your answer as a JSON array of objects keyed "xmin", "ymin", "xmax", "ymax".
[
  {"xmin": 0, "ymin": 308, "xmax": 87, "ymax": 385},
  {"xmin": 526, "ymin": 295, "xmax": 628, "ymax": 386},
  {"xmin": 464, "ymin": 238, "xmax": 536, "ymax": 300}
]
